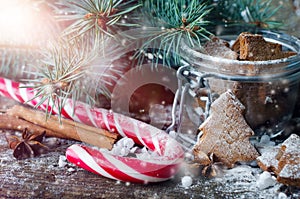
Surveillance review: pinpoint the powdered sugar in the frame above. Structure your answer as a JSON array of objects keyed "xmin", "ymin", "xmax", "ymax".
[
  {"xmin": 181, "ymin": 176, "xmax": 193, "ymax": 188},
  {"xmin": 105, "ymin": 137, "xmax": 174, "ymax": 163},
  {"xmin": 256, "ymin": 171, "xmax": 277, "ymax": 190},
  {"xmin": 58, "ymin": 155, "xmax": 67, "ymax": 168},
  {"xmin": 111, "ymin": 137, "xmax": 135, "ymax": 157}
]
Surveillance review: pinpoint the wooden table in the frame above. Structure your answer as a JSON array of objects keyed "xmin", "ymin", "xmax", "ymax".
[{"xmin": 0, "ymin": 97, "xmax": 299, "ymax": 199}]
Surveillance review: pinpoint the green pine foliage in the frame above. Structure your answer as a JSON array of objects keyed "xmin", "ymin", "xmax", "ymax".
[
  {"xmin": 217, "ymin": 0, "xmax": 283, "ymax": 29},
  {"xmin": 128, "ymin": 0, "xmax": 213, "ymax": 67},
  {"xmin": 0, "ymin": 47, "xmax": 41, "ymax": 80},
  {"xmin": 21, "ymin": 37, "xmax": 98, "ymax": 117},
  {"xmin": 0, "ymin": 0, "xmax": 285, "ymax": 117},
  {"xmin": 22, "ymin": 35, "xmax": 128, "ymax": 117},
  {"xmin": 55, "ymin": 0, "xmax": 141, "ymax": 40}
]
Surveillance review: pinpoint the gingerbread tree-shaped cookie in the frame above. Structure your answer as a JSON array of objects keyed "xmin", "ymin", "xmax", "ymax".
[{"xmin": 193, "ymin": 90, "xmax": 259, "ymax": 168}]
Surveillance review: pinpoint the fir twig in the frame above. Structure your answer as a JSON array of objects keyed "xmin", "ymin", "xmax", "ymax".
[
  {"xmin": 217, "ymin": 0, "xmax": 283, "ymax": 29},
  {"xmin": 4, "ymin": 0, "xmax": 286, "ymax": 119},
  {"xmin": 21, "ymin": 35, "xmax": 130, "ymax": 118},
  {"xmin": 21, "ymin": 37, "xmax": 98, "ymax": 118},
  {"xmin": 121, "ymin": 0, "xmax": 213, "ymax": 68},
  {"xmin": 0, "ymin": 47, "xmax": 41, "ymax": 80},
  {"xmin": 55, "ymin": 0, "xmax": 141, "ymax": 41}
]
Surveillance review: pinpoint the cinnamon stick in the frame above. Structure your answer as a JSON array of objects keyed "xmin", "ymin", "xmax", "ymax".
[
  {"xmin": 0, "ymin": 114, "xmax": 68, "ymax": 138},
  {"xmin": 5, "ymin": 105, "xmax": 119, "ymax": 149}
]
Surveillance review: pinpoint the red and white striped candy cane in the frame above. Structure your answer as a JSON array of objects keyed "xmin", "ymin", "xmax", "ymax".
[
  {"xmin": 66, "ymin": 136, "xmax": 183, "ymax": 183},
  {"xmin": 0, "ymin": 77, "xmax": 184, "ymax": 183}
]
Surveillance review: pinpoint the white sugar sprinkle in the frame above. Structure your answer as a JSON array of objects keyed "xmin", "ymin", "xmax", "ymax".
[
  {"xmin": 278, "ymin": 192, "xmax": 288, "ymax": 199},
  {"xmin": 67, "ymin": 167, "xmax": 76, "ymax": 172},
  {"xmin": 58, "ymin": 155, "xmax": 67, "ymax": 168},
  {"xmin": 256, "ymin": 171, "xmax": 276, "ymax": 190},
  {"xmin": 181, "ymin": 176, "xmax": 193, "ymax": 188}
]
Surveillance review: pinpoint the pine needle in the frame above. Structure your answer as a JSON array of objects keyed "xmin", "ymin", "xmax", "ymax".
[
  {"xmin": 217, "ymin": 0, "xmax": 283, "ymax": 29},
  {"xmin": 55, "ymin": 0, "xmax": 141, "ymax": 41},
  {"xmin": 120, "ymin": 0, "xmax": 213, "ymax": 68},
  {"xmin": 21, "ymin": 33, "xmax": 132, "ymax": 118}
]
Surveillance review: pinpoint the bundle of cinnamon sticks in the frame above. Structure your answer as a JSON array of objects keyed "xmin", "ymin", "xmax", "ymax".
[{"xmin": 0, "ymin": 105, "xmax": 119, "ymax": 149}]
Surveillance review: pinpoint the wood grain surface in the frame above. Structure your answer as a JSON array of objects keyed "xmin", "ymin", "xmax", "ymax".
[{"xmin": 0, "ymin": 96, "xmax": 299, "ymax": 199}]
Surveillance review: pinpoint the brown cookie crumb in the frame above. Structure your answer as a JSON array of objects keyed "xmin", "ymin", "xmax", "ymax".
[
  {"xmin": 276, "ymin": 134, "xmax": 300, "ymax": 187},
  {"xmin": 257, "ymin": 134, "xmax": 300, "ymax": 187},
  {"xmin": 203, "ymin": 36, "xmax": 239, "ymax": 60},
  {"xmin": 232, "ymin": 32, "xmax": 297, "ymax": 61},
  {"xmin": 257, "ymin": 146, "xmax": 280, "ymax": 173}
]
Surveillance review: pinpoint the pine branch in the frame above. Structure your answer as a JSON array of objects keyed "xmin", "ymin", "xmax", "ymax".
[
  {"xmin": 3, "ymin": 0, "xmax": 287, "ymax": 120},
  {"xmin": 217, "ymin": 0, "xmax": 283, "ymax": 29},
  {"xmin": 21, "ymin": 35, "xmax": 131, "ymax": 118},
  {"xmin": 120, "ymin": 0, "xmax": 213, "ymax": 68},
  {"xmin": 21, "ymin": 37, "xmax": 98, "ymax": 117},
  {"xmin": 0, "ymin": 47, "xmax": 42, "ymax": 80},
  {"xmin": 55, "ymin": 0, "xmax": 141, "ymax": 41}
]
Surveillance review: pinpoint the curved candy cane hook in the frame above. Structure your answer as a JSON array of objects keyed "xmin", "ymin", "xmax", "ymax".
[{"xmin": 0, "ymin": 77, "xmax": 184, "ymax": 183}]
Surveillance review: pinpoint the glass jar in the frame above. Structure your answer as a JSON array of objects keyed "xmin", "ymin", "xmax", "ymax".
[{"xmin": 179, "ymin": 26, "xmax": 300, "ymax": 138}]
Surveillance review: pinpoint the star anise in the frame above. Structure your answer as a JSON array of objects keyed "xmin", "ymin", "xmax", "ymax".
[
  {"xmin": 6, "ymin": 128, "xmax": 48, "ymax": 160},
  {"xmin": 193, "ymin": 151, "xmax": 224, "ymax": 178},
  {"xmin": 201, "ymin": 153, "xmax": 224, "ymax": 178}
]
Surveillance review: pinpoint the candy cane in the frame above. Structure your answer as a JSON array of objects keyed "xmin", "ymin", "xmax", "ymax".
[{"xmin": 0, "ymin": 77, "xmax": 184, "ymax": 183}]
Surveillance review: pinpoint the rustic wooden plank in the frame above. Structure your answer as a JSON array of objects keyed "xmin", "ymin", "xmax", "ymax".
[
  {"xmin": 0, "ymin": 133, "xmax": 179, "ymax": 199},
  {"xmin": 1, "ymin": 97, "xmax": 299, "ymax": 198}
]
